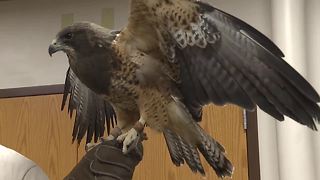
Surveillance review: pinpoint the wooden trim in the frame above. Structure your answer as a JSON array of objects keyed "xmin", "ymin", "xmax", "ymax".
[
  {"xmin": 246, "ymin": 110, "xmax": 261, "ymax": 180},
  {"xmin": 0, "ymin": 84, "xmax": 64, "ymax": 98},
  {"xmin": 0, "ymin": 85, "xmax": 261, "ymax": 180}
]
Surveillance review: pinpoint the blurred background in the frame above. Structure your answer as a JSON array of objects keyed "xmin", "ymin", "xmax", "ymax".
[{"xmin": 0, "ymin": 0, "xmax": 319, "ymax": 180}]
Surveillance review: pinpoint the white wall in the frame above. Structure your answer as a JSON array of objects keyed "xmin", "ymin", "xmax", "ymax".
[
  {"xmin": 306, "ymin": 0, "xmax": 320, "ymax": 179},
  {"xmin": 0, "ymin": 0, "xmax": 129, "ymax": 89},
  {"xmin": 0, "ymin": 0, "xmax": 272, "ymax": 89},
  {"xmin": 270, "ymin": 0, "xmax": 318, "ymax": 179}
]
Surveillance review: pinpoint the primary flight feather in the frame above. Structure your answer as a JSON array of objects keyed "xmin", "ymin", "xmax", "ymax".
[{"xmin": 49, "ymin": 0, "xmax": 320, "ymax": 177}]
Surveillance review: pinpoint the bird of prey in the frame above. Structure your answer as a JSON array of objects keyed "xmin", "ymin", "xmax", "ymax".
[{"xmin": 49, "ymin": 0, "xmax": 320, "ymax": 178}]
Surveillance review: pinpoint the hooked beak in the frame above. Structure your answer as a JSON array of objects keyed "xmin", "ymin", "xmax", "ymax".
[{"xmin": 48, "ymin": 39, "xmax": 63, "ymax": 57}]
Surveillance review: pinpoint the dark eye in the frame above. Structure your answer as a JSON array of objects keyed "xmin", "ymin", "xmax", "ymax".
[{"xmin": 64, "ymin": 32, "xmax": 73, "ymax": 40}]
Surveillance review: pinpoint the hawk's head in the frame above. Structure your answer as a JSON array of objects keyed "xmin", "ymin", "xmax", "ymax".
[
  {"xmin": 49, "ymin": 22, "xmax": 119, "ymax": 94},
  {"xmin": 49, "ymin": 22, "xmax": 116, "ymax": 58}
]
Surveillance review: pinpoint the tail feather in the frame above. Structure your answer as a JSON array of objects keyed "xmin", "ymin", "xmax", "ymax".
[
  {"xmin": 163, "ymin": 129, "xmax": 184, "ymax": 166},
  {"xmin": 178, "ymin": 136, "xmax": 205, "ymax": 175},
  {"xmin": 166, "ymin": 99, "xmax": 233, "ymax": 177},
  {"xmin": 163, "ymin": 128, "xmax": 233, "ymax": 177},
  {"xmin": 164, "ymin": 129, "xmax": 205, "ymax": 175},
  {"xmin": 196, "ymin": 125, "xmax": 234, "ymax": 178}
]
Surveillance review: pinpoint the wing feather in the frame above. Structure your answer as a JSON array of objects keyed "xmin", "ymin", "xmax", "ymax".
[
  {"xmin": 196, "ymin": 1, "xmax": 285, "ymax": 58},
  {"xmin": 61, "ymin": 68, "xmax": 117, "ymax": 144},
  {"xmin": 138, "ymin": 1, "xmax": 320, "ymax": 129},
  {"xmin": 183, "ymin": 2, "xmax": 319, "ymax": 129},
  {"xmin": 205, "ymin": 4, "xmax": 319, "ymax": 102}
]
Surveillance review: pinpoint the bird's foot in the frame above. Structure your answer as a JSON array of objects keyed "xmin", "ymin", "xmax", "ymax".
[
  {"xmin": 105, "ymin": 127, "xmax": 122, "ymax": 141},
  {"xmin": 117, "ymin": 118, "xmax": 146, "ymax": 154},
  {"xmin": 117, "ymin": 128, "xmax": 140, "ymax": 154},
  {"xmin": 85, "ymin": 127, "xmax": 122, "ymax": 152},
  {"xmin": 85, "ymin": 141, "xmax": 100, "ymax": 152}
]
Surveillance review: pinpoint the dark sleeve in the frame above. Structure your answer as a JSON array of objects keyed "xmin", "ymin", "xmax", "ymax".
[{"xmin": 64, "ymin": 139, "xmax": 143, "ymax": 180}]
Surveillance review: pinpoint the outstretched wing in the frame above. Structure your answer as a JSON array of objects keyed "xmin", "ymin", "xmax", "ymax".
[
  {"xmin": 174, "ymin": 1, "xmax": 320, "ymax": 130},
  {"xmin": 61, "ymin": 68, "xmax": 117, "ymax": 144},
  {"xmin": 124, "ymin": 0, "xmax": 320, "ymax": 129}
]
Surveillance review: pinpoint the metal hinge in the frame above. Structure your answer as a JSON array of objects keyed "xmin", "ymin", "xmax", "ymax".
[{"xmin": 243, "ymin": 110, "xmax": 248, "ymax": 130}]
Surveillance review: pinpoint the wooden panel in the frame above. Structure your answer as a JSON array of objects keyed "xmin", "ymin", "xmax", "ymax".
[
  {"xmin": 0, "ymin": 95, "xmax": 78, "ymax": 180},
  {"xmin": 0, "ymin": 95, "xmax": 248, "ymax": 180},
  {"xmin": 78, "ymin": 105, "xmax": 249, "ymax": 180}
]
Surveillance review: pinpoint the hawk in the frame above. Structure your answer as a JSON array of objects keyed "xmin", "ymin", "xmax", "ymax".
[{"xmin": 49, "ymin": 0, "xmax": 320, "ymax": 177}]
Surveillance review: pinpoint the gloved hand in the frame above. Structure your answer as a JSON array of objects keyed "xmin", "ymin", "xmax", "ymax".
[{"xmin": 64, "ymin": 133, "xmax": 144, "ymax": 180}]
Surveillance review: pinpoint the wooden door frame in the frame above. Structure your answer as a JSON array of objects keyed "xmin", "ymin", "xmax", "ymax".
[{"xmin": 0, "ymin": 85, "xmax": 261, "ymax": 180}]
